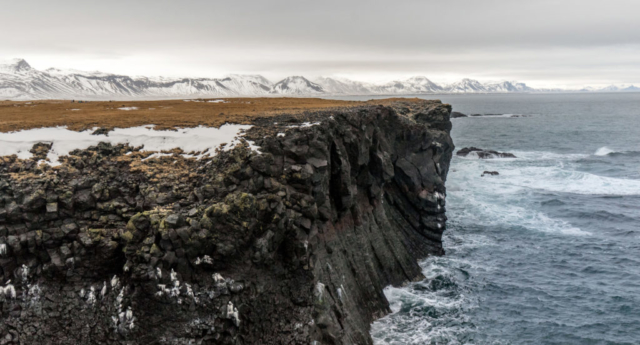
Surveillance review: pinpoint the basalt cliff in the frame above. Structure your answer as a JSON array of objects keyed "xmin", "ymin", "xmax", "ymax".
[{"xmin": 0, "ymin": 99, "xmax": 454, "ymax": 344}]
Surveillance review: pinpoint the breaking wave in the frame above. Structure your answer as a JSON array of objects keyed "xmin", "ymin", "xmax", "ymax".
[
  {"xmin": 594, "ymin": 146, "xmax": 640, "ymax": 157},
  {"xmin": 594, "ymin": 146, "xmax": 615, "ymax": 156}
]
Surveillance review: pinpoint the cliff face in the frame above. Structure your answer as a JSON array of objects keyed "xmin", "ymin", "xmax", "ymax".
[{"xmin": 0, "ymin": 100, "xmax": 453, "ymax": 344}]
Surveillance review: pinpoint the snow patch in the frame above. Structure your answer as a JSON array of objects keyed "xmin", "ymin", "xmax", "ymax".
[
  {"xmin": 0, "ymin": 124, "xmax": 256, "ymax": 165},
  {"xmin": 287, "ymin": 122, "xmax": 321, "ymax": 128}
]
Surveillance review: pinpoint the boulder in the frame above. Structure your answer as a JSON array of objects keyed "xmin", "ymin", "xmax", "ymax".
[{"xmin": 481, "ymin": 171, "xmax": 500, "ymax": 177}]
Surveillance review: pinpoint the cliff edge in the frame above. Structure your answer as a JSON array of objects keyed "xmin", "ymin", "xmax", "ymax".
[{"xmin": 0, "ymin": 99, "xmax": 454, "ymax": 344}]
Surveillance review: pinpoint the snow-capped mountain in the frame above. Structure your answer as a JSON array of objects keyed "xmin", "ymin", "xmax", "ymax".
[
  {"xmin": 0, "ymin": 58, "xmax": 33, "ymax": 74},
  {"xmin": 271, "ymin": 76, "xmax": 324, "ymax": 95},
  {"xmin": 377, "ymin": 76, "xmax": 444, "ymax": 94},
  {"xmin": 596, "ymin": 84, "xmax": 640, "ymax": 92},
  {"xmin": 1, "ymin": 58, "xmax": 638, "ymax": 100},
  {"xmin": 445, "ymin": 78, "xmax": 487, "ymax": 93},
  {"xmin": 484, "ymin": 81, "xmax": 533, "ymax": 92},
  {"xmin": 314, "ymin": 77, "xmax": 375, "ymax": 94}
]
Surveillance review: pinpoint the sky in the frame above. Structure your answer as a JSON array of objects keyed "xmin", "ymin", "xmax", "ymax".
[{"xmin": 1, "ymin": 0, "xmax": 639, "ymax": 88}]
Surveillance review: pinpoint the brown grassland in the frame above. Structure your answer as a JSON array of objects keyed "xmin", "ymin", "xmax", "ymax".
[{"xmin": 0, "ymin": 97, "xmax": 425, "ymax": 133}]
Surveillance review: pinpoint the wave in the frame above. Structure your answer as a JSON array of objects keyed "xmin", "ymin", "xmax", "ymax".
[
  {"xmin": 452, "ymin": 153, "xmax": 640, "ymax": 196},
  {"xmin": 594, "ymin": 147, "xmax": 615, "ymax": 156},
  {"xmin": 447, "ymin": 192, "xmax": 589, "ymax": 236},
  {"xmin": 499, "ymin": 167, "xmax": 640, "ymax": 196},
  {"xmin": 371, "ymin": 257, "xmax": 477, "ymax": 345},
  {"xmin": 594, "ymin": 146, "xmax": 640, "ymax": 157},
  {"xmin": 456, "ymin": 150, "xmax": 589, "ymax": 162}
]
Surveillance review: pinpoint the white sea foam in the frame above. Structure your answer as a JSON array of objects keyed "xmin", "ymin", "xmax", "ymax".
[
  {"xmin": 594, "ymin": 146, "xmax": 615, "ymax": 156},
  {"xmin": 371, "ymin": 257, "xmax": 475, "ymax": 345},
  {"xmin": 0, "ymin": 124, "xmax": 256, "ymax": 165},
  {"xmin": 504, "ymin": 168, "xmax": 640, "ymax": 196},
  {"xmin": 447, "ymin": 154, "xmax": 596, "ymax": 235}
]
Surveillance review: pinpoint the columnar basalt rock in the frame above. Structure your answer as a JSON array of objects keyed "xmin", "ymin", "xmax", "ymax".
[{"xmin": 0, "ymin": 99, "xmax": 453, "ymax": 344}]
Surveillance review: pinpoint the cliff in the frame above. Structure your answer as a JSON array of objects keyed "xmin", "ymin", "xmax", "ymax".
[{"xmin": 0, "ymin": 99, "xmax": 454, "ymax": 344}]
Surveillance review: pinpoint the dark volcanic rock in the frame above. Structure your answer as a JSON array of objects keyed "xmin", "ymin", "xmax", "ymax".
[
  {"xmin": 457, "ymin": 146, "xmax": 516, "ymax": 158},
  {"xmin": 0, "ymin": 100, "xmax": 454, "ymax": 344},
  {"xmin": 451, "ymin": 111, "xmax": 467, "ymax": 118},
  {"xmin": 481, "ymin": 171, "xmax": 499, "ymax": 177}
]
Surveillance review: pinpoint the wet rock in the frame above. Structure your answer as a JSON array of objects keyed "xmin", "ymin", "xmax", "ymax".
[
  {"xmin": 457, "ymin": 147, "xmax": 516, "ymax": 158},
  {"xmin": 451, "ymin": 111, "xmax": 467, "ymax": 118},
  {"xmin": 481, "ymin": 171, "xmax": 500, "ymax": 177}
]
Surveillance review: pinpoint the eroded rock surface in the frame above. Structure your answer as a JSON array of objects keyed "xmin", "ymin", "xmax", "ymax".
[{"xmin": 0, "ymin": 100, "xmax": 453, "ymax": 344}]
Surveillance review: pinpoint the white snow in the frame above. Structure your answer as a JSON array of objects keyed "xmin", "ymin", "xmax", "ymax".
[
  {"xmin": 142, "ymin": 153, "xmax": 174, "ymax": 161},
  {"xmin": 207, "ymin": 99, "xmax": 227, "ymax": 103},
  {"xmin": 0, "ymin": 124, "xmax": 257, "ymax": 165},
  {"xmin": 117, "ymin": 107, "xmax": 138, "ymax": 111},
  {"xmin": 287, "ymin": 122, "xmax": 321, "ymax": 128}
]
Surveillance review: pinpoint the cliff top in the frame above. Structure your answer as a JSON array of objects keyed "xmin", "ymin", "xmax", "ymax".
[{"xmin": 0, "ymin": 97, "xmax": 435, "ymax": 133}]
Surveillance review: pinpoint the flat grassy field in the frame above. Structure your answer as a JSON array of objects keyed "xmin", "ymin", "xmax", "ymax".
[{"xmin": 0, "ymin": 97, "xmax": 425, "ymax": 132}]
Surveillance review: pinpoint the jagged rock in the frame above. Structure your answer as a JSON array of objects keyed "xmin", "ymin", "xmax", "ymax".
[
  {"xmin": 91, "ymin": 127, "xmax": 111, "ymax": 136},
  {"xmin": 457, "ymin": 146, "xmax": 516, "ymax": 158},
  {"xmin": 29, "ymin": 142, "xmax": 53, "ymax": 161},
  {"xmin": 481, "ymin": 171, "xmax": 500, "ymax": 176},
  {"xmin": 164, "ymin": 214, "xmax": 184, "ymax": 228},
  {"xmin": 0, "ymin": 99, "xmax": 453, "ymax": 344}
]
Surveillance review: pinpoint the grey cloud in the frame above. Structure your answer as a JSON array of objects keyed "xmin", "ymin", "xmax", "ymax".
[{"xmin": 1, "ymin": 0, "xmax": 639, "ymax": 86}]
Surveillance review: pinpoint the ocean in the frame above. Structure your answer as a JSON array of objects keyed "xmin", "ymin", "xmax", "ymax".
[{"xmin": 330, "ymin": 93, "xmax": 640, "ymax": 344}]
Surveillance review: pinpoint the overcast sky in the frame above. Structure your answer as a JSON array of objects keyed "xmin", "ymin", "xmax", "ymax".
[{"xmin": 2, "ymin": 0, "xmax": 639, "ymax": 88}]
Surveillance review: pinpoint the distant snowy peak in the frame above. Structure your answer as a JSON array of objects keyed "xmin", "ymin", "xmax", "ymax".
[
  {"xmin": 1, "ymin": 58, "xmax": 639, "ymax": 99},
  {"xmin": 217, "ymin": 75, "xmax": 273, "ymax": 95},
  {"xmin": 404, "ymin": 76, "xmax": 443, "ymax": 91},
  {"xmin": 597, "ymin": 84, "xmax": 640, "ymax": 92},
  {"xmin": 314, "ymin": 77, "xmax": 375, "ymax": 94},
  {"xmin": 44, "ymin": 67, "xmax": 113, "ymax": 77},
  {"xmin": 379, "ymin": 76, "xmax": 444, "ymax": 94},
  {"xmin": 484, "ymin": 81, "xmax": 533, "ymax": 92},
  {"xmin": 272, "ymin": 76, "xmax": 324, "ymax": 94},
  {"xmin": 0, "ymin": 58, "xmax": 32, "ymax": 74},
  {"xmin": 446, "ymin": 78, "xmax": 486, "ymax": 93}
]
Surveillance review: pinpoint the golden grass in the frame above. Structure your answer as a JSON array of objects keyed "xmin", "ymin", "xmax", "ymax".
[{"xmin": 0, "ymin": 97, "xmax": 426, "ymax": 133}]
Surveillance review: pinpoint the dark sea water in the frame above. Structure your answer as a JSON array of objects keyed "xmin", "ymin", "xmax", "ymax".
[{"xmin": 330, "ymin": 93, "xmax": 640, "ymax": 344}]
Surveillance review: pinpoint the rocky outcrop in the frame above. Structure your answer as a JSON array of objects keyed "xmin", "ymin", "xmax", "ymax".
[
  {"xmin": 450, "ymin": 111, "xmax": 467, "ymax": 118},
  {"xmin": 457, "ymin": 147, "xmax": 516, "ymax": 159},
  {"xmin": 481, "ymin": 171, "xmax": 499, "ymax": 177},
  {"xmin": 0, "ymin": 100, "xmax": 453, "ymax": 344}
]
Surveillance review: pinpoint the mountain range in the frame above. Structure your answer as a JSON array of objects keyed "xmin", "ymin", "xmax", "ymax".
[{"xmin": 1, "ymin": 59, "xmax": 638, "ymax": 100}]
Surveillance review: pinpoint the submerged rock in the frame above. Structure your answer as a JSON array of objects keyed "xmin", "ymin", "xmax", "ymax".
[
  {"xmin": 457, "ymin": 146, "xmax": 516, "ymax": 158},
  {"xmin": 481, "ymin": 171, "xmax": 500, "ymax": 177},
  {"xmin": 0, "ymin": 99, "xmax": 454, "ymax": 344}
]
